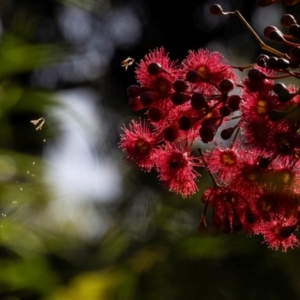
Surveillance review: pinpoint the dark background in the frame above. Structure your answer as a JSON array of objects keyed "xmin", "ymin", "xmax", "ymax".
[{"xmin": 0, "ymin": 0, "xmax": 300, "ymax": 299}]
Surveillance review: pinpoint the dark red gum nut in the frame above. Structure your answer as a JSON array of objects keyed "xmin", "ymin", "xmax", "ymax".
[
  {"xmin": 127, "ymin": 85, "xmax": 148, "ymax": 98},
  {"xmin": 289, "ymin": 24, "xmax": 300, "ymax": 39},
  {"xmin": 171, "ymin": 92, "xmax": 190, "ymax": 105},
  {"xmin": 232, "ymin": 213, "xmax": 243, "ymax": 232},
  {"xmin": 178, "ymin": 115, "xmax": 193, "ymax": 131},
  {"xmin": 164, "ymin": 125, "xmax": 178, "ymax": 142},
  {"xmin": 173, "ymin": 80, "xmax": 188, "ymax": 92},
  {"xmin": 256, "ymin": 0, "xmax": 281, "ymax": 7},
  {"xmin": 245, "ymin": 207, "xmax": 256, "ymax": 224},
  {"xmin": 227, "ymin": 95, "xmax": 241, "ymax": 111},
  {"xmin": 220, "ymin": 217, "xmax": 231, "ymax": 234},
  {"xmin": 284, "ymin": 0, "xmax": 300, "ymax": 5},
  {"xmin": 147, "ymin": 62, "xmax": 162, "ymax": 75},
  {"xmin": 128, "ymin": 97, "xmax": 145, "ymax": 111},
  {"xmin": 220, "ymin": 127, "xmax": 235, "ymax": 140},
  {"xmin": 186, "ymin": 70, "xmax": 200, "ymax": 83},
  {"xmin": 199, "ymin": 125, "xmax": 216, "ymax": 143},
  {"xmin": 140, "ymin": 92, "xmax": 157, "ymax": 106},
  {"xmin": 278, "ymin": 223, "xmax": 298, "ymax": 239},
  {"xmin": 219, "ymin": 79, "xmax": 234, "ymax": 93},
  {"xmin": 148, "ymin": 107, "xmax": 164, "ymax": 122},
  {"xmin": 248, "ymin": 68, "xmax": 267, "ymax": 81},
  {"xmin": 269, "ymin": 30, "xmax": 284, "ymax": 43},
  {"xmin": 210, "ymin": 4, "xmax": 223, "ymax": 15},
  {"xmin": 281, "ymin": 14, "xmax": 297, "ymax": 28},
  {"xmin": 191, "ymin": 92, "xmax": 208, "ymax": 110},
  {"xmin": 219, "ymin": 105, "xmax": 231, "ymax": 116},
  {"xmin": 263, "ymin": 25, "xmax": 278, "ymax": 39}
]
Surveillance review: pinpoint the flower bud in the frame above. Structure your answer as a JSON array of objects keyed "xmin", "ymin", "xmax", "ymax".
[
  {"xmin": 219, "ymin": 105, "xmax": 231, "ymax": 116},
  {"xmin": 277, "ymin": 223, "xmax": 298, "ymax": 239},
  {"xmin": 147, "ymin": 62, "xmax": 162, "ymax": 75},
  {"xmin": 227, "ymin": 95, "xmax": 241, "ymax": 111},
  {"xmin": 140, "ymin": 92, "xmax": 157, "ymax": 106},
  {"xmin": 173, "ymin": 80, "xmax": 188, "ymax": 92},
  {"xmin": 256, "ymin": 0, "xmax": 280, "ymax": 7},
  {"xmin": 148, "ymin": 107, "xmax": 164, "ymax": 122},
  {"xmin": 171, "ymin": 92, "xmax": 190, "ymax": 105},
  {"xmin": 256, "ymin": 54, "xmax": 269, "ymax": 68},
  {"xmin": 232, "ymin": 213, "xmax": 243, "ymax": 232},
  {"xmin": 220, "ymin": 127, "xmax": 235, "ymax": 140},
  {"xmin": 199, "ymin": 125, "xmax": 216, "ymax": 143},
  {"xmin": 128, "ymin": 97, "xmax": 145, "ymax": 111},
  {"xmin": 164, "ymin": 125, "xmax": 178, "ymax": 142},
  {"xmin": 263, "ymin": 25, "xmax": 278, "ymax": 39},
  {"xmin": 127, "ymin": 85, "xmax": 147, "ymax": 98},
  {"xmin": 191, "ymin": 92, "xmax": 208, "ymax": 110},
  {"xmin": 186, "ymin": 70, "xmax": 200, "ymax": 83},
  {"xmin": 284, "ymin": 0, "xmax": 300, "ymax": 5},
  {"xmin": 219, "ymin": 79, "xmax": 234, "ymax": 93},
  {"xmin": 281, "ymin": 14, "xmax": 297, "ymax": 28},
  {"xmin": 210, "ymin": 4, "xmax": 223, "ymax": 15},
  {"xmin": 269, "ymin": 30, "xmax": 284, "ymax": 43},
  {"xmin": 248, "ymin": 69, "xmax": 267, "ymax": 81},
  {"xmin": 289, "ymin": 24, "xmax": 300, "ymax": 40},
  {"xmin": 178, "ymin": 115, "xmax": 193, "ymax": 131}
]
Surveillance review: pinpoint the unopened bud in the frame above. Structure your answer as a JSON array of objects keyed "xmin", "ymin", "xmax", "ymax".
[
  {"xmin": 284, "ymin": 0, "xmax": 300, "ymax": 5},
  {"xmin": 248, "ymin": 69, "xmax": 267, "ymax": 81},
  {"xmin": 256, "ymin": 0, "xmax": 281, "ymax": 7},
  {"xmin": 147, "ymin": 62, "xmax": 162, "ymax": 75},
  {"xmin": 219, "ymin": 79, "xmax": 234, "ymax": 93},
  {"xmin": 178, "ymin": 115, "xmax": 193, "ymax": 131},
  {"xmin": 148, "ymin": 107, "xmax": 164, "ymax": 122},
  {"xmin": 281, "ymin": 14, "xmax": 297, "ymax": 28},
  {"xmin": 164, "ymin": 125, "xmax": 178, "ymax": 142},
  {"xmin": 220, "ymin": 127, "xmax": 235, "ymax": 140},
  {"xmin": 199, "ymin": 125, "xmax": 216, "ymax": 143},
  {"xmin": 289, "ymin": 24, "xmax": 300, "ymax": 40},
  {"xmin": 228, "ymin": 95, "xmax": 241, "ymax": 111},
  {"xmin": 128, "ymin": 97, "xmax": 145, "ymax": 111},
  {"xmin": 210, "ymin": 4, "xmax": 223, "ymax": 15},
  {"xmin": 219, "ymin": 105, "xmax": 231, "ymax": 116}
]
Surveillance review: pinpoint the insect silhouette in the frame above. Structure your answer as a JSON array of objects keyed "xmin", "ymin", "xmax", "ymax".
[{"xmin": 121, "ymin": 57, "xmax": 135, "ymax": 71}]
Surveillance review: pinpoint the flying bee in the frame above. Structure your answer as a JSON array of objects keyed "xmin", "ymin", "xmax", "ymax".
[
  {"xmin": 30, "ymin": 117, "xmax": 45, "ymax": 130},
  {"xmin": 121, "ymin": 57, "xmax": 135, "ymax": 71}
]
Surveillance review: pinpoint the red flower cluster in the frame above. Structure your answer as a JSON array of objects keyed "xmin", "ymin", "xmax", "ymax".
[{"xmin": 120, "ymin": 7, "xmax": 300, "ymax": 250}]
